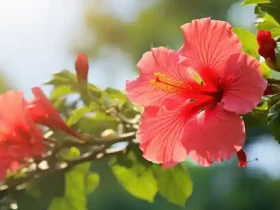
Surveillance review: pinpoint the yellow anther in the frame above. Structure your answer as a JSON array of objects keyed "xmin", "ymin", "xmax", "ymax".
[{"xmin": 150, "ymin": 72, "xmax": 189, "ymax": 93}]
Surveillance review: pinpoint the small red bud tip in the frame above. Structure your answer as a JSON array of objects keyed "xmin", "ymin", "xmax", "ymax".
[
  {"xmin": 75, "ymin": 53, "xmax": 89, "ymax": 82},
  {"xmin": 257, "ymin": 30, "xmax": 277, "ymax": 61},
  {"xmin": 237, "ymin": 149, "xmax": 247, "ymax": 168},
  {"xmin": 237, "ymin": 149, "xmax": 258, "ymax": 168}
]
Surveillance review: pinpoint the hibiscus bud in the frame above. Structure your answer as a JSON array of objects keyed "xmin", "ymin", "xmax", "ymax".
[
  {"xmin": 101, "ymin": 129, "xmax": 118, "ymax": 140},
  {"xmin": 257, "ymin": 30, "xmax": 277, "ymax": 60},
  {"xmin": 257, "ymin": 30, "xmax": 278, "ymax": 70},
  {"xmin": 237, "ymin": 149, "xmax": 247, "ymax": 168},
  {"xmin": 75, "ymin": 53, "xmax": 89, "ymax": 84}
]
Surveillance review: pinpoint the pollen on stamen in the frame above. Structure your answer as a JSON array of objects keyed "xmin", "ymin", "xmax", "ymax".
[{"xmin": 150, "ymin": 72, "xmax": 190, "ymax": 93}]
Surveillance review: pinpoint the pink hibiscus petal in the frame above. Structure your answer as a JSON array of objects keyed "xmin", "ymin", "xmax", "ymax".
[
  {"xmin": 137, "ymin": 98, "xmax": 211, "ymax": 167},
  {"xmin": 179, "ymin": 18, "xmax": 242, "ymax": 83},
  {"xmin": 220, "ymin": 53, "xmax": 267, "ymax": 115},
  {"xmin": 182, "ymin": 103, "xmax": 245, "ymax": 167},
  {"xmin": 126, "ymin": 47, "xmax": 202, "ymax": 109}
]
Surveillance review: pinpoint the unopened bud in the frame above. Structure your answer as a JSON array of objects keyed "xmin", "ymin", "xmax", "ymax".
[
  {"xmin": 101, "ymin": 129, "xmax": 118, "ymax": 140},
  {"xmin": 75, "ymin": 53, "xmax": 89, "ymax": 83},
  {"xmin": 257, "ymin": 30, "xmax": 276, "ymax": 60}
]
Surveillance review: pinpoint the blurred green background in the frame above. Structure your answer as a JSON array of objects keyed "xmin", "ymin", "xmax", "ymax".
[{"xmin": 1, "ymin": 0, "xmax": 280, "ymax": 209}]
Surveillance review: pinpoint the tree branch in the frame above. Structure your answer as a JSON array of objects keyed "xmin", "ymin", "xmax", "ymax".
[{"xmin": 0, "ymin": 132, "xmax": 136, "ymax": 203}]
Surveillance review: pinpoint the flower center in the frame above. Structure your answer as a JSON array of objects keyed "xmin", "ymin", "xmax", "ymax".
[
  {"xmin": 150, "ymin": 72, "xmax": 191, "ymax": 93},
  {"xmin": 150, "ymin": 72, "xmax": 223, "ymax": 103}
]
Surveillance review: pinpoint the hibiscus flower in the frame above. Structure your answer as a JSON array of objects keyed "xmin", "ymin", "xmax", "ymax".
[
  {"xmin": 126, "ymin": 18, "xmax": 266, "ymax": 167},
  {"xmin": 0, "ymin": 90, "xmax": 44, "ymax": 179}
]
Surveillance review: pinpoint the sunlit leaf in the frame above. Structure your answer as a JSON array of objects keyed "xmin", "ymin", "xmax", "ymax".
[
  {"xmin": 154, "ymin": 165, "xmax": 193, "ymax": 206},
  {"xmin": 105, "ymin": 87, "xmax": 127, "ymax": 107},
  {"xmin": 48, "ymin": 147, "xmax": 96, "ymax": 210},
  {"xmin": 233, "ymin": 27, "xmax": 260, "ymax": 60},
  {"xmin": 85, "ymin": 173, "xmax": 100, "ymax": 194},
  {"xmin": 67, "ymin": 107, "xmax": 93, "ymax": 126},
  {"xmin": 256, "ymin": 101, "xmax": 268, "ymax": 111},
  {"xmin": 88, "ymin": 84, "xmax": 102, "ymax": 98},
  {"xmin": 45, "ymin": 70, "xmax": 77, "ymax": 87},
  {"xmin": 78, "ymin": 112, "xmax": 118, "ymax": 136},
  {"xmin": 48, "ymin": 197, "xmax": 74, "ymax": 210},
  {"xmin": 242, "ymin": 0, "xmax": 270, "ymax": 5},
  {"xmin": 260, "ymin": 62, "xmax": 271, "ymax": 78},
  {"xmin": 50, "ymin": 85, "xmax": 75, "ymax": 99},
  {"xmin": 111, "ymin": 152, "xmax": 158, "ymax": 202}
]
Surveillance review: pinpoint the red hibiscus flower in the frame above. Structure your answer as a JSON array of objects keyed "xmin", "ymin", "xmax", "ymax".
[
  {"xmin": 126, "ymin": 18, "xmax": 266, "ymax": 167},
  {"xmin": 0, "ymin": 90, "xmax": 44, "ymax": 179}
]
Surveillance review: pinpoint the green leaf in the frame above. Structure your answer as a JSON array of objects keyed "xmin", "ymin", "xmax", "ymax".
[
  {"xmin": 258, "ymin": 0, "xmax": 280, "ymax": 24},
  {"xmin": 67, "ymin": 106, "xmax": 93, "ymax": 126},
  {"xmin": 64, "ymin": 168, "xmax": 87, "ymax": 209},
  {"xmin": 85, "ymin": 173, "xmax": 100, "ymax": 194},
  {"xmin": 268, "ymin": 101, "xmax": 280, "ymax": 141},
  {"xmin": 48, "ymin": 197, "xmax": 73, "ymax": 210},
  {"xmin": 268, "ymin": 93, "xmax": 280, "ymax": 108},
  {"xmin": 61, "ymin": 147, "xmax": 81, "ymax": 159},
  {"xmin": 104, "ymin": 87, "xmax": 127, "ymax": 106},
  {"xmin": 88, "ymin": 84, "xmax": 102, "ymax": 98},
  {"xmin": 256, "ymin": 13, "xmax": 280, "ymax": 37},
  {"xmin": 78, "ymin": 112, "xmax": 118, "ymax": 136},
  {"xmin": 46, "ymin": 70, "xmax": 77, "ymax": 87},
  {"xmin": 242, "ymin": 0, "xmax": 270, "ymax": 5},
  {"xmin": 111, "ymin": 152, "xmax": 158, "ymax": 203},
  {"xmin": 233, "ymin": 27, "xmax": 260, "ymax": 60},
  {"xmin": 243, "ymin": 110, "xmax": 267, "ymax": 127},
  {"xmin": 260, "ymin": 62, "xmax": 272, "ymax": 78},
  {"xmin": 50, "ymin": 85, "xmax": 75, "ymax": 99},
  {"xmin": 49, "ymin": 147, "xmax": 95, "ymax": 210},
  {"xmin": 256, "ymin": 101, "xmax": 268, "ymax": 111},
  {"xmin": 154, "ymin": 165, "xmax": 193, "ymax": 206}
]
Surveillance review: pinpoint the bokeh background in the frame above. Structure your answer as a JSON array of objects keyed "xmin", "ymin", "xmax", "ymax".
[{"xmin": 1, "ymin": 0, "xmax": 280, "ymax": 209}]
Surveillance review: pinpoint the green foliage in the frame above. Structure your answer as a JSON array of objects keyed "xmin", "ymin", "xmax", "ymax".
[
  {"xmin": 268, "ymin": 101, "xmax": 280, "ymax": 142},
  {"xmin": 258, "ymin": 0, "xmax": 280, "ymax": 24},
  {"xmin": 155, "ymin": 166, "xmax": 193, "ymax": 206},
  {"xmin": 111, "ymin": 151, "xmax": 158, "ymax": 203},
  {"xmin": 46, "ymin": 70, "xmax": 77, "ymax": 88},
  {"xmin": 111, "ymin": 151, "xmax": 193, "ymax": 206},
  {"xmin": 243, "ymin": 101, "xmax": 268, "ymax": 128},
  {"xmin": 67, "ymin": 106, "xmax": 93, "ymax": 126},
  {"xmin": 48, "ymin": 148, "xmax": 100, "ymax": 210},
  {"xmin": 233, "ymin": 27, "xmax": 260, "ymax": 60},
  {"xmin": 17, "ymin": 171, "xmax": 65, "ymax": 210}
]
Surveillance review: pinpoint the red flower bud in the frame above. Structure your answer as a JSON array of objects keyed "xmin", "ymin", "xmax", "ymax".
[
  {"xmin": 75, "ymin": 53, "xmax": 89, "ymax": 83},
  {"xmin": 27, "ymin": 87, "xmax": 82, "ymax": 139},
  {"xmin": 237, "ymin": 149, "xmax": 247, "ymax": 168},
  {"xmin": 257, "ymin": 30, "xmax": 277, "ymax": 61}
]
